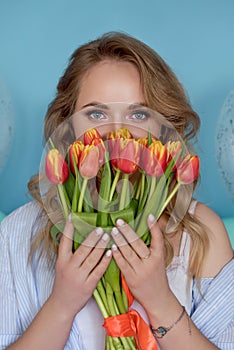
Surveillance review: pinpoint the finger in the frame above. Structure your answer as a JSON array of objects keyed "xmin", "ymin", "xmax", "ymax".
[
  {"xmin": 115, "ymin": 219, "xmax": 150, "ymax": 259},
  {"xmin": 73, "ymin": 227, "xmax": 104, "ymax": 265},
  {"xmin": 147, "ymin": 214, "xmax": 165, "ymax": 255},
  {"xmin": 111, "ymin": 243, "xmax": 135, "ymax": 276},
  {"xmin": 87, "ymin": 249, "xmax": 112, "ymax": 287},
  {"xmin": 59, "ymin": 215, "xmax": 74, "ymax": 259},
  {"xmin": 111, "ymin": 226, "xmax": 140, "ymax": 269},
  {"xmin": 81, "ymin": 233, "xmax": 111, "ymax": 272}
]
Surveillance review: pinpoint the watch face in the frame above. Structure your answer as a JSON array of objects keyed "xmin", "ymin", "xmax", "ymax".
[{"xmin": 156, "ymin": 327, "xmax": 167, "ymax": 337}]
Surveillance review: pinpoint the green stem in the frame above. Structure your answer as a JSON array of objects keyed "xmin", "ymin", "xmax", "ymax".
[
  {"xmin": 49, "ymin": 137, "xmax": 56, "ymax": 149},
  {"xmin": 106, "ymin": 284, "xmax": 136, "ymax": 350},
  {"xmin": 96, "ymin": 280, "xmax": 110, "ymax": 314},
  {"xmin": 114, "ymin": 291, "xmax": 127, "ymax": 314},
  {"xmin": 72, "ymin": 173, "xmax": 79, "ymax": 212},
  {"xmin": 78, "ymin": 177, "xmax": 88, "ymax": 212},
  {"xmin": 119, "ymin": 173, "xmax": 129, "ymax": 210},
  {"xmin": 57, "ymin": 184, "xmax": 69, "ymax": 219},
  {"xmin": 109, "ymin": 169, "xmax": 121, "ymax": 201},
  {"xmin": 139, "ymin": 172, "xmax": 146, "ymax": 203},
  {"xmin": 135, "ymin": 172, "xmax": 143, "ymax": 200},
  {"xmin": 93, "ymin": 289, "xmax": 109, "ymax": 318},
  {"xmin": 106, "ymin": 282, "xmax": 118, "ymax": 316},
  {"xmin": 156, "ymin": 182, "xmax": 180, "ymax": 219}
]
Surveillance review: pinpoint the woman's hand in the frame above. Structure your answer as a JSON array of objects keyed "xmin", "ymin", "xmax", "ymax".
[
  {"xmin": 111, "ymin": 214, "xmax": 173, "ymax": 315},
  {"xmin": 50, "ymin": 216, "xmax": 112, "ymax": 320}
]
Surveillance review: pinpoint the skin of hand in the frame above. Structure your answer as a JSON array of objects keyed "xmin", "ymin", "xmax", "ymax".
[
  {"xmin": 111, "ymin": 214, "xmax": 175, "ymax": 316},
  {"xmin": 110, "ymin": 215, "xmax": 222, "ymax": 350},
  {"xmin": 50, "ymin": 216, "xmax": 112, "ymax": 319}
]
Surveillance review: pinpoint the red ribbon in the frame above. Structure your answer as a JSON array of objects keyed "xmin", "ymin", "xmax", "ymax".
[{"xmin": 103, "ymin": 275, "xmax": 158, "ymax": 350}]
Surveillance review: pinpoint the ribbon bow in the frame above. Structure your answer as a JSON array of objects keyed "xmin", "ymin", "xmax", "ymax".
[{"xmin": 103, "ymin": 275, "xmax": 158, "ymax": 350}]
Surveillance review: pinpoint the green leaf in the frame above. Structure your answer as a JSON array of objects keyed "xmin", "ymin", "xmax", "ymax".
[
  {"xmin": 96, "ymin": 211, "xmax": 109, "ymax": 227},
  {"xmin": 110, "ymin": 199, "xmax": 138, "ymax": 227},
  {"xmin": 64, "ymin": 170, "xmax": 75, "ymax": 203},
  {"xmin": 72, "ymin": 211, "xmax": 97, "ymax": 228},
  {"xmin": 148, "ymin": 128, "xmax": 152, "ymax": 146},
  {"xmin": 137, "ymin": 174, "xmax": 149, "ymax": 215},
  {"xmin": 119, "ymin": 173, "xmax": 130, "ymax": 210},
  {"xmin": 98, "ymin": 153, "xmax": 112, "ymax": 209},
  {"xmin": 83, "ymin": 184, "xmax": 94, "ymax": 213},
  {"xmin": 136, "ymin": 175, "xmax": 167, "ymax": 237},
  {"xmin": 104, "ymin": 259, "xmax": 120, "ymax": 292},
  {"xmin": 71, "ymin": 212, "xmax": 98, "ymax": 247}
]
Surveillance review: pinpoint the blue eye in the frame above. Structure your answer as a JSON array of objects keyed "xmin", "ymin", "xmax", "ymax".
[
  {"xmin": 130, "ymin": 111, "xmax": 150, "ymax": 121},
  {"xmin": 86, "ymin": 110, "xmax": 106, "ymax": 120}
]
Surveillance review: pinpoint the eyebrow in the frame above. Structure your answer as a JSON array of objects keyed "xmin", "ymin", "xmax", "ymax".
[
  {"xmin": 81, "ymin": 102, "xmax": 148, "ymax": 110},
  {"xmin": 127, "ymin": 103, "xmax": 148, "ymax": 110}
]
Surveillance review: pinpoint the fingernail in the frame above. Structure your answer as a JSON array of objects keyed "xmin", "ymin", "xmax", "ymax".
[
  {"xmin": 112, "ymin": 244, "xmax": 118, "ymax": 252},
  {"xmin": 112, "ymin": 227, "xmax": 119, "ymax": 236},
  {"xmin": 95, "ymin": 227, "xmax": 103, "ymax": 236},
  {"xmin": 116, "ymin": 219, "xmax": 125, "ymax": 226},
  {"xmin": 102, "ymin": 233, "xmax": 109, "ymax": 242},
  {"xmin": 105, "ymin": 249, "xmax": 112, "ymax": 258},
  {"xmin": 148, "ymin": 214, "xmax": 155, "ymax": 223}
]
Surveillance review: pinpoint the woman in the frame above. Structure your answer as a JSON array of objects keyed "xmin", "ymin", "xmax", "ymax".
[{"xmin": 0, "ymin": 32, "xmax": 233, "ymax": 350}]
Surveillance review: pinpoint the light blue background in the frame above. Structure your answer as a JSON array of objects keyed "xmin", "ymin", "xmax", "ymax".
[{"xmin": 0, "ymin": 0, "xmax": 234, "ymax": 218}]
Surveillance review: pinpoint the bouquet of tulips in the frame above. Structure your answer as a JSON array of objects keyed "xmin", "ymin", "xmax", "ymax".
[{"xmin": 44, "ymin": 126, "xmax": 199, "ymax": 350}]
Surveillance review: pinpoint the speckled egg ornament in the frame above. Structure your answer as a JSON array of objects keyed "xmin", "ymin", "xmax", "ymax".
[{"xmin": 216, "ymin": 90, "xmax": 234, "ymax": 202}]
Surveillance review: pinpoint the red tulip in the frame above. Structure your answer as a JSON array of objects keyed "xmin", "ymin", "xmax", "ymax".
[
  {"xmin": 110, "ymin": 138, "xmax": 140, "ymax": 174},
  {"xmin": 176, "ymin": 154, "xmax": 200, "ymax": 184},
  {"xmin": 142, "ymin": 140, "xmax": 168, "ymax": 177},
  {"xmin": 84, "ymin": 128, "xmax": 102, "ymax": 145},
  {"xmin": 69, "ymin": 140, "xmax": 84, "ymax": 175},
  {"xmin": 107, "ymin": 128, "xmax": 133, "ymax": 152},
  {"xmin": 91, "ymin": 137, "xmax": 106, "ymax": 166},
  {"xmin": 45, "ymin": 149, "xmax": 69, "ymax": 184},
  {"xmin": 78, "ymin": 144, "xmax": 100, "ymax": 179},
  {"xmin": 83, "ymin": 128, "xmax": 106, "ymax": 166}
]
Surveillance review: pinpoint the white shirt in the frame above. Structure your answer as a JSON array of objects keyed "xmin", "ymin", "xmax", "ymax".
[{"xmin": 0, "ymin": 201, "xmax": 233, "ymax": 350}]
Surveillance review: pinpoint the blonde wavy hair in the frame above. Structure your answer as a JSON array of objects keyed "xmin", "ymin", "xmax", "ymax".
[{"xmin": 28, "ymin": 31, "xmax": 208, "ymax": 277}]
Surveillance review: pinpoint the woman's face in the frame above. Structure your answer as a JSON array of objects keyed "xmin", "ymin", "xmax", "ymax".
[{"xmin": 73, "ymin": 60, "xmax": 162, "ymax": 139}]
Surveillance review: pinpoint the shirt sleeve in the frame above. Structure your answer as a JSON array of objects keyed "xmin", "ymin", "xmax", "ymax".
[
  {"xmin": 0, "ymin": 221, "xmax": 23, "ymax": 349},
  {"xmin": 191, "ymin": 258, "xmax": 234, "ymax": 350}
]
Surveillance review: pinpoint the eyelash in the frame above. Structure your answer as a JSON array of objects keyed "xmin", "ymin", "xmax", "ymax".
[
  {"xmin": 85, "ymin": 110, "xmax": 107, "ymax": 120},
  {"xmin": 128, "ymin": 111, "xmax": 150, "ymax": 121}
]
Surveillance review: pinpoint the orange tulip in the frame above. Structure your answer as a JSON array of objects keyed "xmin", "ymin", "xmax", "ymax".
[
  {"xmin": 69, "ymin": 140, "xmax": 84, "ymax": 175},
  {"xmin": 176, "ymin": 154, "xmax": 200, "ymax": 184},
  {"xmin": 45, "ymin": 149, "xmax": 69, "ymax": 184},
  {"xmin": 107, "ymin": 128, "xmax": 133, "ymax": 152},
  {"xmin": 83, "ymin": 128, "xmax": 106, "ymax": 166},
  {"xmin": 84, "ymin": 128, "xmax": 102, "ymax": 145},
  {"xmin": 110, "ymin": 138, "xmax": 140, "ymax": 174},
  {"xmin": 107, "ymin": 128, "xmax": 132, "ymax": 140},
  {"xmin": 142, "ymin": 140, "xmax": 168, "ymax": 177},
  {"xmin": 137, "ymin": 137, "xmax": 149, "ymax": 148},
  {"xmin": 165, "ymin": 140, "xmax": 182, "ymax": 170},
  {"xmin": 78, "ymin": 144, "xmax": 100, "ymax": 179}
]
